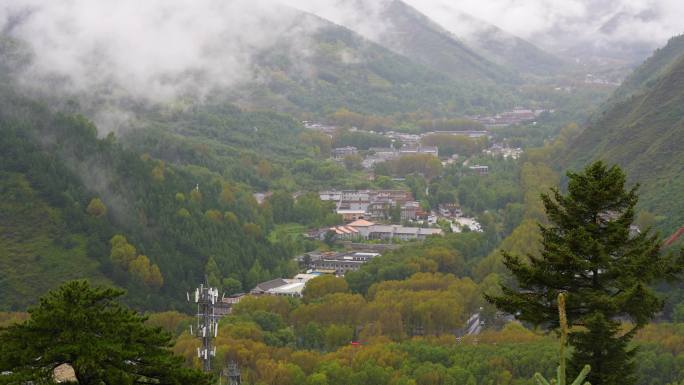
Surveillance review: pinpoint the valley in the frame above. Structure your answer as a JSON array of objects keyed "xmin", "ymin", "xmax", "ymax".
[{"xmin": 0, "ymin": 1, "xmax": 683, "ymax": 384}]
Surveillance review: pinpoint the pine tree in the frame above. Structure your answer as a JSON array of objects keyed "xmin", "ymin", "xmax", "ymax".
[
  {"xmin": 0, "ymin": 281, "xmax": 210, "ymax": 385},
  {"xmin": 487, "ymin": 161, "xmax": 684, "ymax": 385}
]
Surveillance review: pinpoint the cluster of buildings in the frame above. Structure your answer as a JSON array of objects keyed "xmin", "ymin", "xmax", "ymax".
[
  {"xmin": 384, "ymin": 132, "xmax": 422, "ymax": 145},
  {"xmin": 451, "ymin": 217, "xmax": 483, "ymax": 233},
  {"xmin": 424, "ymin": 130, "xmax": 488, "ymax": 138},
  {"xmin": 215, "ymin": 253, "xmax": 378, "ymax": 314},
  {"xmin": 330, "ymin": 144, "xmax": 439, "ymax": 170},
  {"xmin": 483, "ymin": 144, "xmax": 523, "ymax": 160},
  {"xmin": 584, "ymin": 73, "xmax": 621, "ymax": 86},
  {"xmin": 437, "ymin": 204, "xmax": 483, "ymax": 233},
  {"xmin": 470, "ymin": 108, "xmax": 547, "ymax": 128},
  {"xmin": 303, "ymin": 121, "xmax": 338, "ymax": 135},
  {"xmin": 235, "ymin": 250, "xmax": 383, "ymax": 303},
  {"xmin": 298, "ymin": 250, "xmax": 380, "ymax": 275},
  {"xmin": 320, "ymin": 189, "xmax": 427, "ymax": 222}
]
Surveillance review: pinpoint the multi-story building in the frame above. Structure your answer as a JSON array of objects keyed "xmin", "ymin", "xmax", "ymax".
[
  {"xmin": 339, "ymin": 220, "xmax": 443, "ymax": 240},
  {"xmin": 307, "ymin": 251, "xmax": 380, "ymax": 275},
  {"xmin": 321, "ymin": 189, "xmax": 416, "ymax": 223},
  {"xmin": 366, "ymin": 225, "xmax": 443, "ymax": 241},
  {"xmin": 332, "ymin": 146, "xmax": 358, "ymax": 160},
  {"xmin": 399, "ymin": 145, "xmax": 439, "ymax": 157},
  {"xmin": 468, "ymin": 165, "xmax": 489, "ymax": 175}
]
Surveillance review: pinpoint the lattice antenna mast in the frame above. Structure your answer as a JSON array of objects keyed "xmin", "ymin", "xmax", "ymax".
[
  {"xmin": 227, "ymin": 360, "xmax": 242, "ymax": 385},
  {"xmin": 187, "ymin": 283, "xmax": 220, "ymax": 372}
]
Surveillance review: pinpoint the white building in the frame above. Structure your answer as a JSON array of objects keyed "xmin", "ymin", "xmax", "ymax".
[
  {"xmin": 250, "ymin": 273, "xmax": 320, "ymax": 298},
  {"xmin": 399, "ymin": 145, "xmax": 439, "ymax": 157},
  {"xmin": 346, "ymin": 219, "xmax": 443, "ymax": 240},
  {"xmin": 451, "ymin": 217, "xmax": 483, "ymax": 233}
]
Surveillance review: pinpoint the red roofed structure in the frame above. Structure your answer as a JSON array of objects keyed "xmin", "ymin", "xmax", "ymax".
[
  {"xmin": 347, "ymin": 219, "xmax": 375, "ymax": 227},
  {"xmin": 664, "ymin": 226, "xmax": 684, "ymax": 247}
]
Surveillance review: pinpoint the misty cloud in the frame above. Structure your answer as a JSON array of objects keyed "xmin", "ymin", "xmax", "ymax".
[
  {"xmin": 0, "ymin": 0, "xmax": 318, "ymax": 105},
  {"xmin": 3, "ymin": 0, "xmax": 684, "ymax": 115},
  {"xmin": 405, "ymin": 0, "xmax": 684, "ymax": 58},
  {"xmin": 280, "ymin": 0, "xmax": 684, "ymax": 62},
  {"xmin": 278, "ymin": 0, "xmax": 395, "ymax": 43},
  {"xmin": 261, "ymin": 0, "xmax": 684, "ymax": 63}
]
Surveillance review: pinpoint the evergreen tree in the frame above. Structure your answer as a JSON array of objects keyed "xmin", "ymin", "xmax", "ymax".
[
  {"xmin": 0, "ymin": 281, "xmax": 210, "ymax": 385},
  {"xmin": 205, "ymin": 256, "xmax": 223, "ymax": 289},
  {"xmin": 486, "ymin": 161, "xmax": 684, "ymax": 385}
]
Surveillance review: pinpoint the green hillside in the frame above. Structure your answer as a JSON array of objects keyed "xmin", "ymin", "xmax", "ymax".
[
  {"xmin": 0, "ymin": 31, "xmax": 361, "ymax": 310},
  {"xmin": 611, "ymin": 34, "xmax": 684, "ymax": 101},
  {"xmin": 435, "ymin": 8, "xmax": 566, "ymax": 76},
  {"xmin": 0, "ymin": 87, "xmax": 319, "ymax": 310},
  {"xmin": 0, "ymin": 173, "xmax": 109, "ymax": 309},
  {"xmin": 230, "ymin": 13, "xmax": 517, "ymax": 117},
  {"xmin": 462, "ymin": 21, "xmax": 566, "ymax": 76},
  {"xmin": 563, "ymin": 54, "xmax": 684, "ymax": 233},
  {"xmin": 378, "ymin": 1, "xmax": 515, "ymax": 83}
]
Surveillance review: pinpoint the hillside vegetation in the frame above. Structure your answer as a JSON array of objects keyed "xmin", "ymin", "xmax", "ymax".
[
  {"xmin": 0, "ymin": 173, "xmax": 109, "ymax": 309},
  {"xmin": 564, "ymin": 53, "xmax": 684, "ymax": 233},
  {"xmin": 377, "ymin": 1, "xmax": 515, "ymax": 83},
  {"xmin": 0, "ymin": 89, "xmax": 312, "ymax": 310},
  {"xmin": 611, "ymin": 34, "xmax": 684, "ymax": 102},
  {"xmin": 444, "ymin": 10, "xmax": 565, "ymax": 76},
  {"xmin": 229, "ymin": 13, "xmax": 518, "ymax": 118}
]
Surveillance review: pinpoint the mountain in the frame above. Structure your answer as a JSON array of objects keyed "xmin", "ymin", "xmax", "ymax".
[
  {"xmin": 452, "ymin": 13, "xmax": 567, "ymax": 76},
  {"xmin": 610, "ymin": 34, "xmax": 684, "ymax": 101},
  {"xmin": 1, "ymin": 33, "xmax": 389, "ymax": 311},
  {"xmin": 1, "ymin": 3, "xmax": 520, "ymax": 124},
  {"xmin": 230, "ymin": 11, "xmax": 517, "ymax": 117},
  {"xmin": 399, "ymin": 2, "xmax": 565, "ymax": 76},
  {"xmin": 563, "ymin": 43, "xmax": 684, "ymax": 233},
  {"xmin": 0, "ymin": 7, "xmax": 523, "ymax": 309},
  {"xmin": 373, "ymin": 1, "xmax": 516, "ymax": 82},
  {"xmin": 0, "ymin": 62, "xmax": 311, "ymax": 310},
  {"xmin": 0, "ymin": 96, "xmax": 319, "ymax": 311}
]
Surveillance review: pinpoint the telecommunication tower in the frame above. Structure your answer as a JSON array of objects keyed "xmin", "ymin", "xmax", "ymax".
[
  {"xmin": 187, "ymin": 283, "xmax": 220, "ymax": 372},
  {"xmin": 225, "ymin": 361, "xmax": 242, "ymax": 385}
]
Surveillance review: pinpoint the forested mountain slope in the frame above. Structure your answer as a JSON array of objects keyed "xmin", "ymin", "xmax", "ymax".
[
  {"xmin": 610, "ymin": 34, "xmax": 684, "ymax": 102},
  {"xmin": 375, "ymin": 1, "xmax": 515, "ymax": 83},
  {"xmin": 563, "ymin": 54, "xmax": 684, "ymax": 233},
  {"xmin": 458, "ymin": 18, "xmax": 565, "ymax": 76},
  {"xmin": 403, "ymin": 4, "xmax": 565, "ymax": 76},
  {"xmin": 0, "ymin": 30, "xmax": 352, "ymax": 310},
  {"xmin": 234, "ymin": 12, "xmax": 517, "ymax": 117},
  {"xmin": 0, "ymin": 87, "xmax": 310, "ymax": 310}
]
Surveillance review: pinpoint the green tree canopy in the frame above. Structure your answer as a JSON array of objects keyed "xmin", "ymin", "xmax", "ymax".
[
  {"xmin": 0, "ymin": 281, "xmax": 210, "ymax": 385},
  {"xmin": 86, "ymin": 197, "xmax": 107, "ymax": 218},
  {"xmin": 487, "ymin": 161, "xmax": 684, "ymax": 385},
  {"xmin": 303, "ymin": 275, "xmax": 350, "ymax": 302}
]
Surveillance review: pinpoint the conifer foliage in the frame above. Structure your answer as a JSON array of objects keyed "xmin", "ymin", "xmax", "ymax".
[
  {"xmin": 487, "ymin": 161, "xmax": 684, "ymax": 385},
  {"xmin": 0, "ymin": 281, "xmax": 210, "ymax": 385}
]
